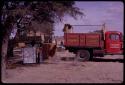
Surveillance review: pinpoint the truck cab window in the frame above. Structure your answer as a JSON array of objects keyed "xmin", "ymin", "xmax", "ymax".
[{"xmin": 110, "ymin": 34, "xmax": 120, "ymax": 41}]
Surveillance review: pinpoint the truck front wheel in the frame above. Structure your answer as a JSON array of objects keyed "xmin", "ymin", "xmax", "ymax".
[{"xmin": 76, "ymin": 50, "xmax": 90, "ymax": 61}]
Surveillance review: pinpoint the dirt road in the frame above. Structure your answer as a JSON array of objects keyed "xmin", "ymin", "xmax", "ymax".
[{"xmin": 2, "ymin": 51, "xmax": 123, "ymax": 83}]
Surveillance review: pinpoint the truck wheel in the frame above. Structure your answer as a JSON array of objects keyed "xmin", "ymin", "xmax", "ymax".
[{"xmin": 76, "ymin": 50, "xmax": 90, "ymax": 61}]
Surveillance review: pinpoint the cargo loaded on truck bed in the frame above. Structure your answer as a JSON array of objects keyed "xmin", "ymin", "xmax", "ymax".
[{"xmin": 63, "ymin": 24, "xmax": 123, "ymax": 61}]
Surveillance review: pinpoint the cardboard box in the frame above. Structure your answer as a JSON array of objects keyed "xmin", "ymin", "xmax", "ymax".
[
  {"xmin": 18, "ymin": 43, "xmax": 25, "ymax": 47},
  {"xmin": 36, "ymin": 32, "xmax": 41, "ymax": 36}
]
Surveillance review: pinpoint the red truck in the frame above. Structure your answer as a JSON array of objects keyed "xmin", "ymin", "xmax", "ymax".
[{"xmin": 63, "ymin": 24, "xmax": 123, "ymax": 61}]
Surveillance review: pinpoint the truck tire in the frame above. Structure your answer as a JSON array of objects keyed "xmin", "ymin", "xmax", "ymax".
[{"xmin": 76, "ymin": 50, "xmax": 90, "ymax": 61}]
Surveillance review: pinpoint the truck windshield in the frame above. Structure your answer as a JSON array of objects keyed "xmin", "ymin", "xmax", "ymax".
[{"xmin": 110, "ymin": 34, "xmax": 120, "ymax": 41}]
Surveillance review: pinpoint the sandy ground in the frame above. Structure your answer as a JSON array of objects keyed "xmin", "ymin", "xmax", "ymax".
[{"xmin": 2, "ymin": 51, "xmax": 123, "ymax": 83}]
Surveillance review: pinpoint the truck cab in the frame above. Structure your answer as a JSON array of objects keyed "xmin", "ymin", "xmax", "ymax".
[{"xmin": 105, "ymin": 31, "xmax": 123, "ymax": 54}]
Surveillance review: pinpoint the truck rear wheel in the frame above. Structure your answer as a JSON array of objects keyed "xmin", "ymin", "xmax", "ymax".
[{"xmin": 76, "ymin": 50, "xmax": 90, "ymax": 61}]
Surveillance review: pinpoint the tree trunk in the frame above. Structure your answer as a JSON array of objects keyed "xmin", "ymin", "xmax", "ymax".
[
  {"xmin": 1, "ymin": 15, "xmax": 16, "ymax": 81},
  {"xmin": 1, "ymin": 34, "xmax": 9, "ymax": 81}
]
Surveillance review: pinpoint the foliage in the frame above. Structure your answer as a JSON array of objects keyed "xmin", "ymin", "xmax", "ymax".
[{"xmin": 1, "ymin": 1, "xmax": 83, "ymax": 36}]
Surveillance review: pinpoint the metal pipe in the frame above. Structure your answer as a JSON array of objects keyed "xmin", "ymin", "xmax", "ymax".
[{"xmin": 72, "ymin": 25, "xmax": 103, "ymax": 26}]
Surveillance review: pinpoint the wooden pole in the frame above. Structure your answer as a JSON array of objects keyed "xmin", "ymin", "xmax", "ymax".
[{"xmin": 102, "ymin": 23, "xmax": 106, "ymax": 40}]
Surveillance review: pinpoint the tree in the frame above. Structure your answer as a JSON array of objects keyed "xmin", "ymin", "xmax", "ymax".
[{"xmin": 1, "ymin": 1, "xmax": 83, "ymax": 80}]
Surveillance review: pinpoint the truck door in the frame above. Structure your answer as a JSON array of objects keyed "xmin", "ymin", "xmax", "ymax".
[{"xmin": 105, "ymin": 32, "xmax": 122, "ymax": 54}]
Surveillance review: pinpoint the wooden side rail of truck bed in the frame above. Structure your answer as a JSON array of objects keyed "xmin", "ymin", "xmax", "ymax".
[{"xmin": 64, "ymin": 33, "xmax": 103, "ymax": 48}]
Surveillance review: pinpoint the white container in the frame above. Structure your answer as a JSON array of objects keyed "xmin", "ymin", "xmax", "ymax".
[{"xmin": 22, "ymin": 47, "xmax": 36, "ymax": 64}]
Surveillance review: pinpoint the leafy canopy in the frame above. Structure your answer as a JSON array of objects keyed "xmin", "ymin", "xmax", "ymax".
[{"xmin": 1, "ymin": 1, "xmax": 84, "ymax": 36}]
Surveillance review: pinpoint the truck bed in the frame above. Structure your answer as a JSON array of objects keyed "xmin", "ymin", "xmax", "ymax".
[{"xmin": 64, "ymin": 33, "xmax": 103, "ymax": 48}]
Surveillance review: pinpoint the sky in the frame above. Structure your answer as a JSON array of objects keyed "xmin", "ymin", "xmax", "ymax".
[{"xmin": 53, "ymin": 1, "xmax": 124, "ymax": 36}]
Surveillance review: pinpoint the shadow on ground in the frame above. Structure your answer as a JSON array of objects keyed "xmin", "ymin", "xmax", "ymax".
[{"xmin": 91, "ymin": 57, "xmax": 123, "ymax": 63}]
